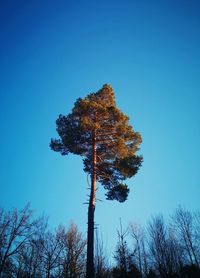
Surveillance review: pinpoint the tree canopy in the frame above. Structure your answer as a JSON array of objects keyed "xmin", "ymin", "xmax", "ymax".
[{"xmin": 50, "ymin": 84, "xmax": 142, "ymax": 202}]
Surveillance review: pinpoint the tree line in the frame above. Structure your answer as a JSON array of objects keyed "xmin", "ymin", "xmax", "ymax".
[{"xmin": 0, "ymin": 205, "xmax": 200, "ymax": 277}]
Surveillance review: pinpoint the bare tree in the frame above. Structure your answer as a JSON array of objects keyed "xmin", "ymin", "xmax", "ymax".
[
  {"xmin": 94, "ymin": 229, "xmax": 110, "ymax": 278},
  {"xmin": 148, "ymin": 215, "xmax": 178, "ymax": 278},
  {"xmin": 114, "ymin": 220, "xmax": 129, "ymax": 275},
  {"xmin": 172, "ymin": 206, "xmax": 199, "ymax": 266},
  {"xmin": 0, "ymin": 204, "xmax": 38, "ymax": 276},
  {"xmin": 129, "ymin": 223, "xmax": 148, "ymax": 277},
  {"xmin": 42, "ymin": 226, "xmax": 65, "ymax": 278},
  {"xmin": 59, "ymin": 222, "xmax": 86, "ymax": 278},
  {"xmin": 193, "ymin": 211, "xmax": 200, "ymax": 264},
  {"xmin": 14, "ymin": 216, "xmax": 48, "ymax": 277},
  {"xmin": 113, "ymin": 219, "xmax": 141, "ymax": 278}
]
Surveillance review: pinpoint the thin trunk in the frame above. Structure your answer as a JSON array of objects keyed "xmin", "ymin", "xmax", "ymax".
[
  {"xmin": 0, "ymin": 232, "xmax": 15, "ymax": 276},
  {"xmin": 187, "ymin": 233, "xmax": 199, "ymax": 266},
  {"xmin": 0, "ymin": 256, "xmax": 7, "ymax": 277},
  {"xmin": 86, "ymin": 131, "xmax": 97, "ymax": 278},
  {"xmin": 142, "ymin": 239, "xmax": 148, "ymax": 276},
  {"xmin": 137, "ymin": 240, "xmax": 142, "ymax": 274},
  {"xmin": 47, "ymin": 266, "xmax": 50, "ymax": 278}
]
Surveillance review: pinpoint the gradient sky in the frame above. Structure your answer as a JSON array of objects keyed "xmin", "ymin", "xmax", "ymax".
[{"xmin": 0, "ymin": 0, "xmax": 200, "ymax": 257}]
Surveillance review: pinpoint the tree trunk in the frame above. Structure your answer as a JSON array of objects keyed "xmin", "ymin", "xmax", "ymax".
[
  {"xmin": 86, "ymin": 131, "xmax": 97, "ymax": 278},
  {"xmin": 0, "ymin": 256, "xmax": 7, "ymax": 277}
]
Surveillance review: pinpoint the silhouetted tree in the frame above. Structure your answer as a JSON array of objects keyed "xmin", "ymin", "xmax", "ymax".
[
  {"xmin": 193, "ymin": 211, "xmax": 200, "ymax": 262},
  {"xmin": 148, "ymin": 215, "xmax": 179, "ymax": 278},
  {"xmin": 113, "ymin": 220, "xmax": 140, "ymax": 278},
  {"xmin": 14, "ymin": 216, "xmax": 47, "ymax": 277},
  {"xmin": 94, "ymin": 229, "xmax": 110, "ymax": 278},
  {"xmin": 0, "ymin": 204, "xmax": 38, "ymax": 276},
  {"xmin": 114, "ymin": 222, "xmax": 129, "ymax": 275},
  {"xmin": 1, "ymin": 204, "xmax": 200, "ymax": 277},
  {"xmin": 148, "ymin": 214, "xmax": 193, "ymax": 277},
  {"xmin": 42, "ymin": 228, "xmax": 65, "ymax": 278},
  {"xmin": 59, "ymin": 222, "xmax": 86, "ymax": 278},
  {"xmin": 129, "ymin": 223, "xmax": 148, "ymax": 276},
  {"xmin": 172, "ymin": 207, "xmax": 199, "ymax": 267},
  {"xmin": 50, "ymin": 84, "xmax": 143, "ymax": 278}
]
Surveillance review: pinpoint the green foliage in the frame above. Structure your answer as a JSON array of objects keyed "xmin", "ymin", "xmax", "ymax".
[{"xmin": 50, "ymin": 84, "xmax": 142, "ymax": 202}]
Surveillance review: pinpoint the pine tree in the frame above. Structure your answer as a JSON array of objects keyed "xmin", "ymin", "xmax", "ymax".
[{"xmin": 50, "ymin": 84, "xmax": 143, "ymax": 278}]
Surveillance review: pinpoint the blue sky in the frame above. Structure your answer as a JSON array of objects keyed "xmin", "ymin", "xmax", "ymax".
[{"xmin": 0, "ymin": 0, "xmax": 200, "ymax": 256}]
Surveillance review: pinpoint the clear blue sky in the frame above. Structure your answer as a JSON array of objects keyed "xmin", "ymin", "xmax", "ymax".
[{"xmin": 0, "ymin": 0, "xmax": 200, "ymax": 256}]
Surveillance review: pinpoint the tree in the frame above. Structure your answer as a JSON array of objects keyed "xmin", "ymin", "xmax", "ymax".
[
  {"xmin": 172, "ymin": 206, "xmax": 199, "ymax": 267},
  {"xmin": 0, "ymin": 204, "xmax": 38, "ymax": 276},
  {"xmin": 129, "ymin": 223, "xmax": 148, "ymax": 276},
  {"xmin": 60, "ymin": 222, "xmax": 86, "ymax": 278},
  {"xmin": 94, "ymin": 229, "xmax": 110, "ymax": 278},
  {"xmin": 148, "ymin": 215, "xmax": 183, "ymax": 278},
  {"xmin": 14, "ymin": 216, "xmax": 47, "ymax": 278},
  {"xmin": 50, "ymin": 84, "xmax": 143, "ymax": 278},
  {"xmin": 42, "ymin": 229, "xmax": 64, "ymax": 278},
  {"xmin": 114, "ymin": 220, "xmax": 131, "ymax": 277}
]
